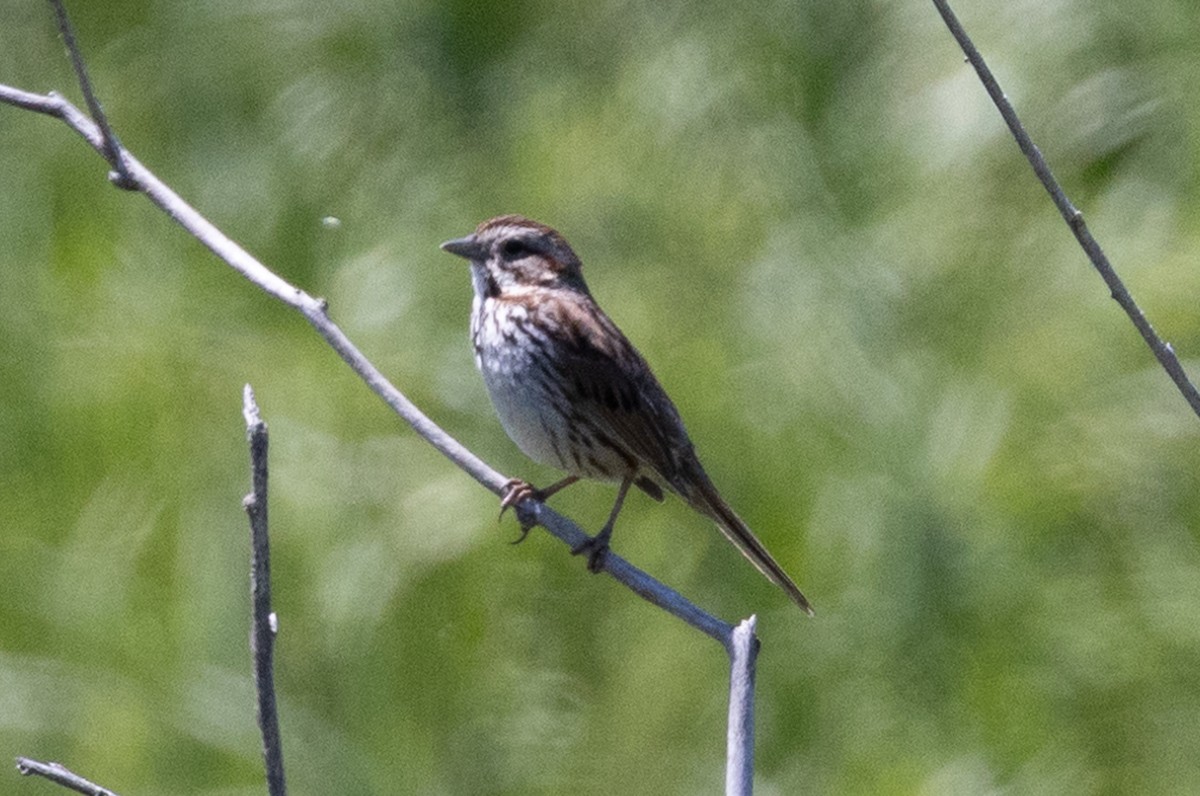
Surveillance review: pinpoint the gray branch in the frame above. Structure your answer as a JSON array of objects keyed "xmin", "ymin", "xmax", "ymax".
[
  {"xmin": 725, "ymin": 617, "xmax": 760, "ymax": 796},
  {"xmin": 242, "ymin": 385, "xmax": 287, "ymax": 796},
  {"xmin": 3, "ymin": 7, "xmax": 762, "ymax": 792},
  {"xmin": 0, "ymin": 79, "xmax": 739, "ymax": 647},
  {"xmin": 932, "ymin": 0, "xmax": 1200, "ymax": 419},
  {"xmin": 14, "ymin": 758, "xmax": 119, "ymax": 796}
]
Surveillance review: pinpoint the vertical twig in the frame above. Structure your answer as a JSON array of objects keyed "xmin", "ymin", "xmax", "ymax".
[
  {"xmin": 725, "ymin": 616, "xmax": 759, "ymax": 796},
  {"xmin": 931, "ymin": 0, "xmax": 1200, "ymax": 420},
  {"xmin": 242, "ymin": 385, "xmax": 287, "ymax": 796},
  {"xmin": 14, "ymin": 758, "xmax": 119, "ymax": 796}
]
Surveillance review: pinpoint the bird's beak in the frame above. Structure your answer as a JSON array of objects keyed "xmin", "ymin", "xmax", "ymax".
[{"xmin": 440, "ymin": 234, "xmax": 486, "ymax": 261}]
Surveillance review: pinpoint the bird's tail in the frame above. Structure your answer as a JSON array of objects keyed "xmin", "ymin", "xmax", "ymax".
[{"xmin": 681, "ymin": 468, "xmax": 813, "ymax": 616}]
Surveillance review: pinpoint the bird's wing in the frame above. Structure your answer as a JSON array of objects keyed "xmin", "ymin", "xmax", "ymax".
[
  {"xmin": 544, "ymin": 294, "xmax": 813, "ymax": 613},
  {"xmin": 544, "ymin": 295, "xmax": 690, "ymax": 484}
]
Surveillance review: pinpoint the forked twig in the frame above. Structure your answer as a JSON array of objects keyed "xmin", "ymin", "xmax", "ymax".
[
  {"xmin": 45, "ymin": 0, "xmax": 132, "ymax": 188},
  {"xmin": 932, "ymin": 0, "xmax": 1200, "ymax": 419}
]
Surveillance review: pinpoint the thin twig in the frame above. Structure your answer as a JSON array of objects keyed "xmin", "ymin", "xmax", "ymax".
[
  {"xmin": 15, "ymin": 758, "xmax": 119, "ymax": 796},
  {"xmin": 242, "ymin": 385, "xmax": 287, "ymax": 796},
  {"xmin": 931, "ymin": 0, "xmax": 1200, "ymax": 420},
  {"xmin": 45, "ymin": 0, "xmax": 133, "ymax": 188},
  {"xmin": 0, "ymin": 67, "xmax": 735, "ymax": 648},
  {"xmin": 724, "ymin": 616, "xmax": 759, "ymax": 796}
]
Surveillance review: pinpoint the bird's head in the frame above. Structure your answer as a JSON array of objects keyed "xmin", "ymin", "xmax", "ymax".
[{"xmin": 441, "ymin": 215, "xmax": 589, "ymax": 299}]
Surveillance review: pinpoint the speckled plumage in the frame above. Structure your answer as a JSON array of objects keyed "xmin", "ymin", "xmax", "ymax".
[{"xmin": 442, "ymin": 215, "xmax": 812, "ymax": 614}]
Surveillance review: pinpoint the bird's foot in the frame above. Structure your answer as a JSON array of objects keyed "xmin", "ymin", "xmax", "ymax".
[
  {"xmin": 499, "ymin": 478, "xmax": 540, "ymax": 543},
  {"xmin": 499, "ymin": 478, "xmax": 538, "ymax": 515},
  {"xmin": 571, "ymin": 527, "xmax": 613, "ymax": 573}
]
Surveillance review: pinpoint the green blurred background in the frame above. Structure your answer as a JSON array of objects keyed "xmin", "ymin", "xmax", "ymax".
[{"xmin": 3, "ymin": 1, "xmax": 1200, "ymax": 793}]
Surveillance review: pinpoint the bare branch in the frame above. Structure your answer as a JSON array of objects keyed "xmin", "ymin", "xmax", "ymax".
[
  {"xmin": 931, "ymin": 0, "xmax": 1200, "ymax": 420},
  {"xmin": 15, "ymin": 758, "xmax": 119, "ymax": 796},
  {"xmin": 4, "ymin": 9, "xmax": 765, "ymax": 792},
  {"xmin": 242, "ymin": 385, "xmax": 287, "ymax": 796},
  {"xmin": 724, "ymin": 617, "xmax": 759, "ymax": 796},
  {"xmin": 0, "ymin": 42, "xmax": 735, "ymax": 648}
]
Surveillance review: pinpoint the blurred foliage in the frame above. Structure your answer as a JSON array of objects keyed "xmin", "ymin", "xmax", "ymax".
[{"xmin": 3, "ymin": 0, "xmax": 1200, "ymax": 793}]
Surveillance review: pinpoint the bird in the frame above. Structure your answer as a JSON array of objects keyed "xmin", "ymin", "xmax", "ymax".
[{"xmin": 441, "ymin": 215, "xmax": 812, "ymax": 614}]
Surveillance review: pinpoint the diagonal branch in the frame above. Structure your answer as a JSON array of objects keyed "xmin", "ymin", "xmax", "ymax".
[
  {"xmin": 0, "ymin": 65, "xmax": 736, "ymax": 649},
  {"xmin": 932, "ymin": 0, "xmax": 1200, "ymax": 420},
  {"xmin": 4, "ymin": 7, "xmax": 772, "ymax": 796},
  {"xmin": 15, "ymin": 758, "xmax": 119, "ymax": 796},
  {"xmin": 6, "ymin": 7, "xmax": 766, "ymax": 793}
]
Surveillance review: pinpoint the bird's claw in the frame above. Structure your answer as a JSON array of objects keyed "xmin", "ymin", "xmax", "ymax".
[
  {"xmin": 571, "ymin": 533, "xmax": 611, "ymax": 573},
  {"xmin": 499, "ymin": 478, "xmax": 538, "ymax": 542},
  {"xmin": 499, "ymin": 478, "xmax": 537, "ymax": 518}
]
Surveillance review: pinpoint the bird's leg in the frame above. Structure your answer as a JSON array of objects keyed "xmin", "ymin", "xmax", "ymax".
[
  {"xmin": 571, "ymin": 475, "xmax": 634, "ymax": 573},
  {"xmin": 534, "ymin": 475, "xmax": 582, "ymax": 501},
  {"xmin": 500, "ymin": 475, "xmax": 581, "ymax": 543},
  {"xmin": 500, "ymin": 475, "xmax": 580, "ymax": 511}
]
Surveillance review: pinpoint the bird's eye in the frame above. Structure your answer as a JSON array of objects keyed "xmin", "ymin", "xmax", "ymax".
[{"xmin": 500, "ymin": 239, "xmax": 532, "ymax": 259}]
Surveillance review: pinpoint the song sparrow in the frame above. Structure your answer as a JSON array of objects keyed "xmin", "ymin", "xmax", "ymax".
[{"xmin": 441, "ymin": 215, "xmax": 812, "ymax": 614}]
